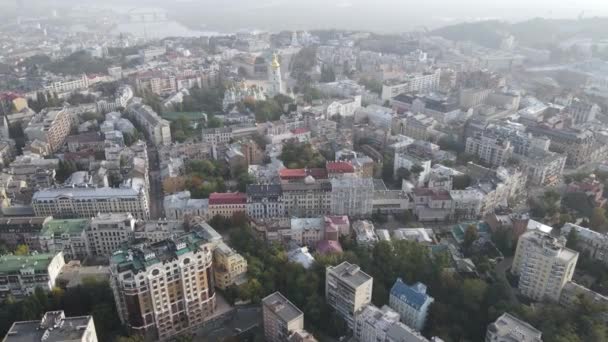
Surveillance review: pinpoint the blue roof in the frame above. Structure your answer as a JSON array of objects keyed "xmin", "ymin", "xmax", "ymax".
[{"xmin": 390, "ymin": 278, "xmax": 433, "ymax": 310}]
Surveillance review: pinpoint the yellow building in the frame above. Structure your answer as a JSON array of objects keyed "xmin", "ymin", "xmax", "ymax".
[{"xmin": 213, "ymin": 241, "xmax": 247, "ymax": 290}]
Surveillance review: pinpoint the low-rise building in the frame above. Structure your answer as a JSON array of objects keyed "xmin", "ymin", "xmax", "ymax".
[
  {"xmin": 3, "ymin": 310, "xmax": 98, "ymax": 342},
  {"xmin": 450, "ymin": 189, "xmax": 484, "ymax": 221},
  {"xmin": 485, "ymin": 313, "xmax": 542, "ymax": 342},
  {"xmin": 0, "ymin": 252, "xmax": 65, "ymax": 298},
  {"xmin": 559, "ymin": 281, "xmax": 608, "ymax": 321},
  {"xmin": 352, "ymin": 220, "xmax": 378, "ymax": 247},
  {"xmin": 560, "ymin": 222, "xmax": 608, "ymax": 265},
  {"xmin": 389, "ymin": 278, "xmax": 434, "ymax": 331},
  {"xmin": 412, "ymin": 188, "xmax": 453, "ymax": 222},
  {"xmin": 163, "ymin": 191, "xmax": 209, "ymax": 220},
  {"xmin": 213, "ymin": 241, "xmax": 247, "ymax": 290},
  {"xmin": 39, "ymin": 218, "xmax": 90, "ymax": 261},
  {"xmin": 0, "ymin": 216, "xmax": 50, "ymax": 251},
  {"xmin": 208, "ymin": 192, "xmax": 247, "ymax": 218}
]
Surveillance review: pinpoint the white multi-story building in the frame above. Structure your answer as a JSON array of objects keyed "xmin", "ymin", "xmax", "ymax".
[
  {"xmin": 126, "ymin": 102, "xmax": 172, "ymax": 146},
  {"xmin": 449, "ymin": 190, "xmax": 484, "ymax": 221},
  {"xmin": 330, "ymin": 177, "xmax": 374, "ymax": 217},
  {"xmin": 512, "ymin": 230, "xmax": 579, "ymax": 302},
  {"xmin": 4, "ymin": 310, "xmax": 98, "ymax": 342},
  {"xmin": 381, "ymin": 69, "xmax": 441, "ymax": 100},
  {"xmin": 326, "ymin": 262, "xmax": 373, "ymax": 328},
  {"xmin": 485, "ymin": 313, "xmax": 542, "ymax": 342},
  {"xmin": 87, "ymin": 213, "xmax": 137, "ymax": 257},
  {"xmin": 326, "ymin": 96, "xmax": 362, "ymax": 118},
  {"xmin": 32, "ymin": 180, "xmax": 150, "ymax": 220},
  {"xmin": 394, "ymin": 152, "xmax": 432, "ymax": 188},
  {"xmin": 389, "ymin": 278, "xmax": 434, "ymax": 332},
  {"xmin": 44, "ymin": 74, "xmax": 90, "ymax": 93},
  {"xmin": 465, "ymin": 133, "xmax": 513, "ymax": 168},
  {"xmin": 110, "ymin": 231, "xmax": 216, "ymax": 341},
  {"xmin": 354, "ymin": 305, "xmax": 400, "ymax": 342},
  {"xmin": 0, "ymin": 252, "xmax": 65, "ymax": 298},
  {"xmin": 24, "ymin": 108, "xmax": 73, "ymax": 152}
]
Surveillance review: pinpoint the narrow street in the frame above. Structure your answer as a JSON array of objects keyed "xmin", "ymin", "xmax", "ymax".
[{"xmin": 147, "ymin": 146, "xmax": 164, "ymax": 219}]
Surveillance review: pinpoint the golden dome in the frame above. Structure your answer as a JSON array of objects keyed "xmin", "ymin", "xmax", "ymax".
[{"xmin": 271, "ymin": 53, "xmax": 280, "ymax": 69}]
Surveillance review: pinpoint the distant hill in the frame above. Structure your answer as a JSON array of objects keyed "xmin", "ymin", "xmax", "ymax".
[{"xmin": 432, "ymin": 17, "xmax": 608, "ymax": 48}]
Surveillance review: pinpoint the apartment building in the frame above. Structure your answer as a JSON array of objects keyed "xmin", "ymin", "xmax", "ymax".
[
  {"xmin": 282, "ymin": 177, "xmax": 332, "ymax": 218},
  {"xmin": 354, "ymin": 305, "xmax": 400, "ymax": 342},
  {"xmin": 110, "ymin": 231, "xmax": 216, "ymax": 341},
  {"xmin": 32, "ymin": 180, "xmax": 150, "ymax": 220},
  {"xmin": 393, "ymin": 150, "xmax": 432, "ymax": 187},
  {"xmin": 485, "ymin": 313, "xmax": 542, "ymax": 342},
  {"xmin": 24, "ymin": 108, "xmax": 72, "ymax": 152},
  {"xmin": 201, "ymin": 127, "xmax": 233, "ymax": 144},
  {"xmin": 262, "ymin": 292, "xmax": 307, "ymax": 342},
  {"xmin": 559, "ymin": 281, "xmax": 608, "ymax": 322},
  {"xmin": 0, "ymin": 216, "xmax": 50, "ymax": 251},
  {"xmin": 560, "ymin": 223, "xmax": 608, "ymax": 265},
  {"xmin": 512, "ymin": 230, "xmax": 579, "ymax": 302},
  {"xmin": 39, "ymin": 218, "xmax": 91, "ymax": 261},
  {"xmin": 412, "ymin": 188, "xmax": 453, "ymax": 223},
  {"xmin": 389, "ymin": 278, "xmax": 434, "ymax": 331},
  {"xmin": 567, "ymin": 98, "xmax": 600, "ymax": 125},
  {"xmin": 213, "ymin": 241, "xmax": 247, "ymax": 290},
  {"xmin": 208, "ymin": 192, "xmax": 247, "ymax": 218},
  {"xmin": 326, "ymin": 262, "xmax": 373, "ymax": 328},
  {"xmin": 3, "ymin": 310, "xmax": 98, "ymax": 342},
  {"xmin": 450, "ymin": 190, "xmax": 484, "ymax": 221},
  {"xmin": 127, "ymin": 103, "xmax": 172, "ymax": 146},
  {"xmin": 526, "ymin": 125, "xmax": 598, "ymax": 167},
  {"xmin": 0, "ymin": 252, "xmax": 65, "ymax": 298},
  {"xmin": 44, "ymin": 74, "xmax": 90, "ymax": 93},
  {"xmin": 247, "ymin": 184, "xmax": 285, "ymax": 219},
  {"xmin": 7, "ymin": 154, "xmax": 59, "ymax": 190},
  {"xmin": 381, "ymin": 70, "xmax": 441, "ymax": 100},
  {"xmin": 330, "ymin": 177, "xmax": 374, "ymax": 218},
  {"xmin": 88, "ymin": 213, "xmax": 137, "ymax": 257},
  {"xmin": 465, "ymin": 133, "xmax": 513, "ymax": 168},
  {"xmin": 516, "ymin": 149, "xmax": 566, "ymax": 186}
]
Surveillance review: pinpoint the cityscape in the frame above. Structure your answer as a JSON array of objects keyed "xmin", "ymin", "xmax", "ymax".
[{"xmin": 2, "ymin": 1, "xmax": 608, "ymax": 341}]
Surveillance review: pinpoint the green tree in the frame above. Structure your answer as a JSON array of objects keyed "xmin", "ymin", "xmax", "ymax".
[
  {"xmin": 14, "ymin": 244, "xmax": 29, "ymax": 256},
  {"xmin": 463, "ymin": 224, "xmax": 479, "ymax": 254},
  {"xmin": 590, "ymin": 207, "xmax": 608, "ymax": 232}
]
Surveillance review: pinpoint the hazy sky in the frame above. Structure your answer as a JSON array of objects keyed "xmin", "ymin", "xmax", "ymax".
[{"xmin": 11, "ymin": 0, "xmax": 608, "ymax": 32}]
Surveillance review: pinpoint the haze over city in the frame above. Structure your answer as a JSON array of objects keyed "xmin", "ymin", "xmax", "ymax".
[{"xmin": 3, "ymin": 1, "xmax": 608, "ymax": 342}]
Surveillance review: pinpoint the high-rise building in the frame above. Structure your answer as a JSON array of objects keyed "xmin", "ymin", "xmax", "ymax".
[
  {"xmin": 325, "ymin": 261, "xmax": 373, "ymax": 328},
  {"xmin": 389, "ymin": 278, "xmax": 434, "ymax": 331},
  {"xmin": 0, "ymin": 252, "xmax": 65, "ymax": 298},
  {"xmin": 465, "ymin": 133, "xmax": 513, "ymax": 168},
  {"xmin": 24, "ymin": 108, "xmax": 72, "ymax": 152},
  {"xmin": 512, "ymin": 230, "xmax": 578, "ymax": 302},
  {"xmin": 262, "ymin": 292, "xmax": 305, "ymax": 342},
  {"xmin": 485, "ymin": 313, "xmax": 542, "ymax": 342},
  {"xmin": 3, "ymin": 310, "xmax": 98, "ymax": 342},
  {"xmin": 110, "ymin": 231, "xmax": 216, "ymax": 340}
]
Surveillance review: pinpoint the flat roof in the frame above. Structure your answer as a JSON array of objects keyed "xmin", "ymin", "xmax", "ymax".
[
  {"xmin": 262, "ymin": 292, "xmax": 303, "ymax": 323},
  {"xmin": 41, "ymin": 219, "xmax": 89, "ymax": 237},
  {"xmin": 0, "ymin": 253, "xmax": 60, "ymax": 273},
  {"xmin": 328, "ymin": 261, "xmax": 372, "ymax": 288}
]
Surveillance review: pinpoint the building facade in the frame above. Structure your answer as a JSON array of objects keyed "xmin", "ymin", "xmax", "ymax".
[
  {"xmin": 3, "ymin": 310, "xmax": 98, "ymax": 342},
  {"xmin": 262, "ymin": 292, "xmax": 304, "ymax": 342},
  {"xmin": 247, "ymin": 184, "xmax": 285, "ymax": 219},
  {"xmin": 325, "ymin": 262, "xmax": 373, "ymax": 328},
  {"xmin": 0, "ymin": 252, "xmax": 65, "ymax": 298},
  {"xmin": 110, "ymin": 231, "xmax": 216, "ymax": 340},
  {"xmin": 88, "ymin": 213, "xmax": 137, "ymax": 257},
  {"xmin": 213, "ymin": 242, "xmax": 248, "ymax": 290},
  {"xmin": 512, "ymin": 230, "xmax": 579, "ymax": 302},
  {"xmin": 39, "ymin": 218, "xmax": 91, "ymax": 261},
  {"xmin": 389, "ymin": 278, "xmax": 434, "ymax": 331}
]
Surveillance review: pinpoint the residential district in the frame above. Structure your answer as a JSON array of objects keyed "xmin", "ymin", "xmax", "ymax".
[{"xmin": 1, "ymin": 5, "xmax": 608, "ymax": 342}]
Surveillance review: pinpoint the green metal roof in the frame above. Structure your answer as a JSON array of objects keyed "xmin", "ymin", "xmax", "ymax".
[
  {"xmin": 41, "ymin": 219, "xmax": 89, "ymax": 237},
  {"xmin": 0, "ymin": 253, "xmax": 59, "ymax": 273}
]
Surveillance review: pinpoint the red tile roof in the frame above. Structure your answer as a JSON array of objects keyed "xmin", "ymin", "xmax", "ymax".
[
  {"xmin": 316, "ymin": 240, "xmax": 343, "ymax": 255},
  {"xmin": 291, "ymin": 128, "xmax": 310, "ymax": 135},
  {"xmin": 279, "ymin": 168, "xmax": 307, "ymax": 179},
  {"xmin": 326, "ymin": 162, "xmax": 355, "ymax": 174},
  {"xmin": 208, "ymin": 192, "xmax": 247, "ymax": 205}
]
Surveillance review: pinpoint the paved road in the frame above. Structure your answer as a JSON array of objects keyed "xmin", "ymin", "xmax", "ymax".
[
  {"xmin": 495, "ymin": 256, "xmax": 519, "ymax": 305},
  {"xmin": 147, "ymin": 146, "xmax": 164, "ymax": 219}
]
